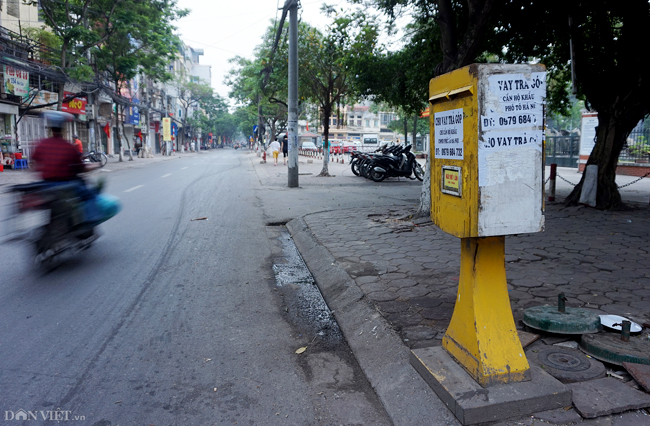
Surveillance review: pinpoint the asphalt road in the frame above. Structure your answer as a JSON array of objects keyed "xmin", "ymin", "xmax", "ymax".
[{"xmin": 0, "ymin": 149, "xmax": 423, "ymax": 425}]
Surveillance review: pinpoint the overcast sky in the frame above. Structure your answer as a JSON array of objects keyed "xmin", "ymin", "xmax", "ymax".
[{"xmin": 174, "ymin": 0, "xmax": 335, "ymax": 104}]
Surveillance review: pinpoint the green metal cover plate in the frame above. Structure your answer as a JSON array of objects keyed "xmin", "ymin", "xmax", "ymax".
[
  {"xmin": 580, "ymin": 333, "xmax": 650, "ymax": 366},
  {"xmin": 523, "ymin": 306, "xmax": 602, "ymax": 334}
]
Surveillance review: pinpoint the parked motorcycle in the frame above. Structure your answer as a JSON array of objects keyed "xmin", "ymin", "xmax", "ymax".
[
  {"xmin": 350, "ymin": 144, "xmax": 401, "ymax": 177},
  {"xmin": 6, "ymin": 179, "xmax": 121, "ymax": 269},
  {"xmin": 81, "ymin": 150, "xmax": 108, "ymax": 167},
  {"xmin": 366, "ymin": 144, "xmax": 424, "ymax": 182}
]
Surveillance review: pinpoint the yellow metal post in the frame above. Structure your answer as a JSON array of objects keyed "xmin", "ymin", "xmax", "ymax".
[{"xmin": 442, "ymin": 236, "xmax": 531, "ymax": 387}]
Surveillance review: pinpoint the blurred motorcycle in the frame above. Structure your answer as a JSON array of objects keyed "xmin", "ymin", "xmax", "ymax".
[{"xmin": 6, "ymin": 178, "xmax": 121, "ymax": 269}]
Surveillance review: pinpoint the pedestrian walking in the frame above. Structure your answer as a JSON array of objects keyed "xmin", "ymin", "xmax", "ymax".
[
  {"xmin": 281, "ymin": 134, "xmax": 289, "ymax": 165},
  {"xmin": 269, "ymin": 138, "xmax": 281, "ymax": 166}
]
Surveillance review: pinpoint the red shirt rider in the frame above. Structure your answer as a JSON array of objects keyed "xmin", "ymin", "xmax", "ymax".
[{"xmin": 33, "ymin": 135, "xmax": 85, "ymax": 182}]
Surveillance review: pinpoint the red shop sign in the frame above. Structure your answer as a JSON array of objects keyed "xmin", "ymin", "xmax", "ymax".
[{"xmin": 61, "ymin": 92, "xmax": 87, "ymax": 114}]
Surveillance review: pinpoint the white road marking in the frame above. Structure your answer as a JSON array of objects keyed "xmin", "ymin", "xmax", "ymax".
[
  {"xmin": 161, "ymin": 173, "xmax": 172, "ymax": 178},
  {"xmin": 124, "ymin": 185, "xmax": 143, "ymax": 193}
]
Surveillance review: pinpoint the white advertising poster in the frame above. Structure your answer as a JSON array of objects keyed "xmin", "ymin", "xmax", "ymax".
[
  {"xmin": 434, "ymin": 107, "xmax": 464, "ymax": 160},
  {"xmin": 479, "ymin": 72, "xmax": 546, "ymax": 187},
  {"xmin": 579, "ymin": 114, "xmax": 598, "ymax": 156},
  {"xmin": 481, "ymin": 72, "xmax": 546, "ymax": 132},
  {"xmin": 3, "ymin": 65, "xmax": 29, "ymax": 98}
]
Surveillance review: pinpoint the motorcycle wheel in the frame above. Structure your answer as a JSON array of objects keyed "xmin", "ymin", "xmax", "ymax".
[
  {"xmin": 351, "ymin": 159, "xmax": 360, "ymax": 176},
  {"xmin": 413, "ymin": 162, "xmax": 424, "ymax": 181},
  {"xmin": 361, "ymin": 162, "xmax": 372, "ymax": 179},
  {"xmin": 369, "ymin": 168, "xmax": 386, "ymax": 182}
]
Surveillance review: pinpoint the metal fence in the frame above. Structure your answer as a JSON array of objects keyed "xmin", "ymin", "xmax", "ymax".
[
  {"xmin": 546, "ymin": 128, "xmax": 650, "ymax": 168},
  {"xmin": 545, "ymin": 135, "xmax": 579, "ymax": 168},
  {"xmin": 620, "ymin": 128, "xmax": 650, "ymax": 163}
]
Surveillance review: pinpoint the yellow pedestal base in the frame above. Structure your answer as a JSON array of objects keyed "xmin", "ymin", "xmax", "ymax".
[{"xmin": 442, "ymin": 236, "xmax": 531, "ymax": 387}]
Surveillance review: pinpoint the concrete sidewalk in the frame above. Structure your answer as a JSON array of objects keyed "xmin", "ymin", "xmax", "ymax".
[{"xmin": 273, "ymin": 155, "xmax": 650, "ymax": 424}]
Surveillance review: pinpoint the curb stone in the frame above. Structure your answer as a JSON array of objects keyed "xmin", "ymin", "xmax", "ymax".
[{"xmin": 287, "ymin": 217, "xmax": 461, "ymax": 426}]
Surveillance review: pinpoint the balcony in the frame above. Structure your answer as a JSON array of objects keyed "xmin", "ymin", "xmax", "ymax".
[{"xmin": 1, "ymin": 93, "xmax": 23, "ymax": 104}]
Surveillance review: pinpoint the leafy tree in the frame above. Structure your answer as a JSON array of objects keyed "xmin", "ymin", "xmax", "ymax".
[
  {"xmin": 175, "ymin": 78, "xmax": 215, "ymax": 147},
  {"xmin": 93, "ymin": 0, "xmax": 187, "ymax": 161},
  {"xmin": 300, "ymin": 11, "xmax": 381, "ymax": 176},
  {"xmin": 226, "ymin": 21, "xmax": 290, "ymax": 146},
  {"xmin": 494, "ymin": 0, "xmax": 650, "ymax": 209},
  {"xmin": 27, "ymin": 0, "xmax": 123, "ymax": 106},
  {"xmin": 233, "ymin": 106, "xmax": 259, "ymax": 141}
]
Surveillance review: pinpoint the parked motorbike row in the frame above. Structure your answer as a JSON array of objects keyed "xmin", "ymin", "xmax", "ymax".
[{"xmin": 350, "ymin": 144, "xmax": 425, "ymax": 182}]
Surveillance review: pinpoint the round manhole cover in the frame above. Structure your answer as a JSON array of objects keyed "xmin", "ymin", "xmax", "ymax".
[
  {"xmin": 527, "ymin": 346, "xmax": 606, "ymax": 383},
  {"xmin": 523, "ymin": 306, "xmax": 601, "ymax": 334},
  {"xmin": 580, "ymin": 333, "xmax": 650, "ymax": 366}
]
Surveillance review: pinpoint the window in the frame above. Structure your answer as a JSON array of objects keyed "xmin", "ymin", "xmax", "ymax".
[
  {"xmin": 7, "ymin": 0, "xmax": 20, "ymax": 17},
  {"xmin": 381, "ymin": 113, "xmax": 395, "ymax": 125},
  {"xmin": 374, "ymin": 120, "xmax": 378, "ymax": 127},
  {"xmin": 357, "ymin": 119, "xmax": 362, "ymax": 126},
  {"xmin": 365, "ymin": 119, "xmax": 369, "ymax": 127}
]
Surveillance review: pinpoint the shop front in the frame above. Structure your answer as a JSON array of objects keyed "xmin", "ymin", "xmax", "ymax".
[{"xmin": 0, "ymin": 102, "xmax": 19, "ymax": 169}]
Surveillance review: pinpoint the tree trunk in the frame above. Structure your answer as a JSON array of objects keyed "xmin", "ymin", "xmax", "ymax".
[
  {"xmin": 117, "ymin": 113, "xmax": 124, "ymax": 162},
  {"xmin": 565, "ymin": 110, "xmax": 639, "ymax": 210},
  {"xmin": 416, "ymin": 154, "xmax": 431, "ymax": 217},
  {"xmin": 403, "ymin": 117, "xmax": 408, "ymax": 145},
  {"xmin": 413, "ymin": 116, "xmax": 418, "ymax": 148},
  {"xmin": 118, "ymin": 105, "xmax": 134, "ymax": 161},
  {"xmin": 318, "ymin": 106, "xmax": 332, "ymax": 177}
]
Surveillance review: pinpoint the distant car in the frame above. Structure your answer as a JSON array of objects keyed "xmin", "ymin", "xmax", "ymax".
[
  {"xmin": 325, "ymin": 140, "xmax": 340, "ymax": 154},
  {"xmin": 341, "ymin": 141, "xmax": 359, "ymax": 153},
  {"xmin": 302, "ymin": 141, "xmax": 318, "ymax": 152}
]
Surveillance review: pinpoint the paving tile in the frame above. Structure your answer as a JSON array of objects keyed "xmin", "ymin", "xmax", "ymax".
[
  {"xmin": 533, "ymin": 407, "xmax": 583, "ymax": 424},
  {"xmin": 397, "ymin": 286, "xmax": 430, "ymax": 299},
  {"xmin": 615, "ymin": 281, "xmax": 646, "ymax": 291},
  {"xmin": 605, "ymin": 291, "xmax": 639, "ymax": 303},
  {"xmin": 306, "ymin": 205, "xmax": 650, "ymax": 386},
  {"xmin": 396, "ymin": 264, "xmax": 426, "ymax": 274},
  {"xmin": 629, "ymin": 300, "xmax": 650, "ymax": 311},
  {"xmin": 421, "ymin": 306, "xmax": 454, "ymax": 321},
  {"xmin": 355, "ymin": 275, "xmax": 379, "ymax": 285},
  {"xmin": 374, "ymin": 300, "xmax": 410, "ymax": 314},
  {"xmin": 386, "ymin": 312, "xmax": 422, "ymax": 327},
  {"xmin": 599, "ymin": 303, "xmax": 640, "ymax": 316},
  {"xmin": 379, "ymin": 272, "xmax": 407, "ymax": 280},
  {"xmin": 507, "ymin": 290, "xmax": 534, "ymax": 301},
  {"xmin": 402, "ymin": 325, "xmax": 439, "ymax": 341},
  {"xmin": 360, "ymin": 282, "xmax": 392, "ymax": 293},
  {"xmin": 529, "ymin": 286, "xmax": 560, "ymax": 298},
  {"xmin": 611, "ymin": 410, "xmax": 650, "ymax": 426},
  {"xmin": 387, "ymin": 278, "xmax": 419, "ymax": 289},
  {"xmin": 409, "ymin": 296, "xmax": 443, "ymax": 309},
  {"xmin": 510, "ymin": 278, "xmax": 545, "ymax": 288},
  {"xmin": 578, "ymin": 294, "xmax": 614, "ymax": 305},
  {"xmin": 567, "ymin": 377, "xmax": 650, "ymax": 418},
  {"xmin": 367, "ymin": 290, "xmax": 398, "ymax": 302}
]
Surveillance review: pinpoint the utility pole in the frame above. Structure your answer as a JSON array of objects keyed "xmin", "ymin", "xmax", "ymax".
[{"xmin": 287, "ymin": 0, "xmax": 299, "ymax": 187}]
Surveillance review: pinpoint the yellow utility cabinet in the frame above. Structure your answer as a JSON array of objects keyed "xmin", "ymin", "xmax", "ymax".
[{"xmin": 428, "ymin": 64, "xmax": 546, "ymax": 387}]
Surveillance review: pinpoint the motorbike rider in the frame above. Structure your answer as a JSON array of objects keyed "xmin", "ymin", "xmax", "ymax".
[{"xmin": 32, "ymin": 111, "xmax": 101, "ymax": 223}]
